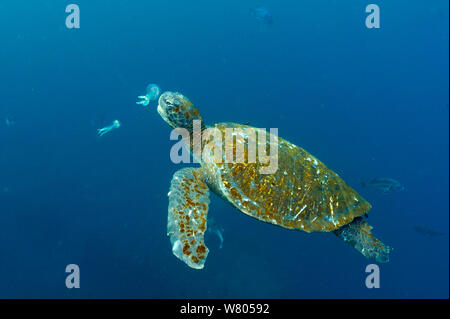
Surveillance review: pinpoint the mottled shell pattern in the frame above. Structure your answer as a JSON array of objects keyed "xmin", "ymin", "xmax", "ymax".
[{"xmin": 201, "ymin": 123, "xmax": 371, "ymax": 233}]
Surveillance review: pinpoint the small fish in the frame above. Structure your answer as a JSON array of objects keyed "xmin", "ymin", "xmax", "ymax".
[
  {"xmin": 361, "ymin": 178, "xmax": 405, "ymax": 194},
  {"xmin": 4, "ymin": 117, "xmax": 15, "ymax": 127},
  {"xmin": 413, "ymin": 225, "xmax": 445, "ymax": 237},
  {"xmin": 249, "ymin": 7, "xmax": 273, "ymax": 25}
]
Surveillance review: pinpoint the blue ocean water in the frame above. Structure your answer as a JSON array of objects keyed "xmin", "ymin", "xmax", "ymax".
[{"xmin": 0, "ymin": 0, "xmax": 448, "ymax": 298}]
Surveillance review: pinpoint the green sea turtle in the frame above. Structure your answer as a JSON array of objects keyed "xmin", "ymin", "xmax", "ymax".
[{"xmin": 157, "ymin": 91, "xmax": 392, "ymax": 269}]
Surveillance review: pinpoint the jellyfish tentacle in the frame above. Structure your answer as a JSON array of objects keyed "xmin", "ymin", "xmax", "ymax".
[{"xmin": 136, "ymin": 96, "xmax": 150, "ymax": 106}]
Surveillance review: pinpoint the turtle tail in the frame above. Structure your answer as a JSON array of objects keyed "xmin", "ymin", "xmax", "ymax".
[{"xmin": 333, "ymin": 217, "xmax": 392, "ymax": 263}]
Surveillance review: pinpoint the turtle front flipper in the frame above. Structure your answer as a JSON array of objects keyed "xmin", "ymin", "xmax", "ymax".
[
  {"xmin": 334, "ymin": 217, "xmax": 393, "ymax": 263},
  {"xmin": 167, "ymin": 167, "xmax": 210, "ymax": 269}
]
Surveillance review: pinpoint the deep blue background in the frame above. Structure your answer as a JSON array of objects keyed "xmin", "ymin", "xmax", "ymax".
[{"xmin": 0, "ymin": 0, "xmax": 448, "ymax": 298}]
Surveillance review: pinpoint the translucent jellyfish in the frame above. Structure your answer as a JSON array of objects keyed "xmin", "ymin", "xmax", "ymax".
[
  {"xmin": 214, "ymin": 227, "xmax": 224, "ymax": 249},
  {"xmin": 136, "ymin": 83, "xmax": 161, "ymax": 106},
  {"xmin": 207, "ymin": 217, "xmax": 224, "ymax": 249},
  {"xmin": 97, "ymin": 120, "xmax": 121, "ymax": 137}
]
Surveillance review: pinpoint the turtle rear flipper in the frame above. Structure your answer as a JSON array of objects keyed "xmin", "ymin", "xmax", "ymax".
[
  {"xmin": 334, "ymin": 217, "xmax": 392, "ymax": 263},
  {"xmin": 167, "ymin": 168, "xmax": 210, "ymax": 269}
]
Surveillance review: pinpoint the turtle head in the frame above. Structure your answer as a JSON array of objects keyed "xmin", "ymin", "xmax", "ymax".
[{"xmin": 157, "ymin": 92, "xmax": 204, "ymax": 132}]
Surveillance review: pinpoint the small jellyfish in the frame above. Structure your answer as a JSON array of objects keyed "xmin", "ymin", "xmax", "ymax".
[
  {"xmin": 97, "ymin": 120, "xmax": 121, "ymax": 137},
  {"xmin": 207, "ymin": 217, "xmax": 224, "ymax": 249},
  {"xmin": 136, "ymin": 83, "xmax": 161, "ymax": 106},
  {"xmin": 214, "ymin": 227, "xmax": 224, "ymax": 249},
  {"xmin": 3, "ymin": 116, "xmax": 16, "ymax": 127}
]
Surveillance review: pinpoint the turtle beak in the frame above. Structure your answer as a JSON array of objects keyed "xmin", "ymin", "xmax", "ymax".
[
  {"xmin": 158, "ymin": 92, "xmax": 175, "ymax": 112},
  {"xmin": 157, "ymin": 93, "xmax": 168, "ymax": 122}
]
